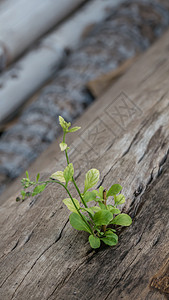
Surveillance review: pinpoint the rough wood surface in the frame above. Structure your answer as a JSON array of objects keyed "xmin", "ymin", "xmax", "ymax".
[{"xmin": 1, "ymin": 29, "xmax": 169, "ymax": 299}]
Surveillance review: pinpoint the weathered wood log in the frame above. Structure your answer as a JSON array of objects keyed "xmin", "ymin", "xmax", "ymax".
[
  {"xmin": 0, "ymin": 0, "xmax": 125, "ymax": 124},
  {"xmin": 0, "ymin": 29, "xmax": 169, "ymax": 299}
]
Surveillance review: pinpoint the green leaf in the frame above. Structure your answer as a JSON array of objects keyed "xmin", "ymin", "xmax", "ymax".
[
  {"xmin": 90, "ymin": 206, "xmax": 101, "ymax": 212},
  {"xmin": 106, "ymin": 228, "xmax": 116, "ymax": 233},
  {"xmin": 64, "ymin": 163, "xmax": 74, "ymax": 185},
  {"xmin": 59, "ymin": 116, "xmax": 71, "ymax": 132},
  {"xmin": 83, "ymin": 191, "xmax": 97, "ymax": 202},
  {"xmin": 98, "ymin": 186, "xmax": 104, "ymax": 199},
  {"xmin": 21, "ymin": 190, "xmax": 26, "ymax": 200},
  {"xmin": 107, "ymin": 205, "xmax": 121, "ymax": 215},
  {"xmin": 69, "ymin": 212, "xmax": 91, "ymax": 233},
  {"xmin": 98, "ymin": 201, "xmax": 106, "ymax": 209},
  {"xmin": 63, "ymin": 198, "xmax": 80, "ymax": 213},
  {"xmin": 16, "ymin": 196, "xmax": 21, "ymax": 202},
  {"xmin": 101, "ymin": 231, "xmax": 118, "ymax": 246},
  {"xmin": 81, "ymin": 207, "xmax": 94, "ymax": 216},
  {"xmin": 84, "ymin": 169, "xmax": 100, "ymax": 193},
  {"xmin": 107, "ymin": 184, "xmax": 122, "ymax": 197},
  {"xmin": 50, "ymin": 171, "xmax": 65, "ymax": 183},
  {"xmin": 92, "ymin": 190, "xmax": 99, "ymax": 197},
  {"xmin": 89, "ymin": 235, "xmax": 101, "ymax": 249},
  {"xmin": 81, "ymin": 206, "xmax": 101, "ymax": 215},
  {"xmin": 26, "ymin": 171, "xmax": 29, "ymax": 179},
  {"xmin": 36, "ymin": 173, "xmax": 40, "ymax": 182},
  {"xmin": 93, "ymin": 210, "xmax": 113, "ymax": 226},
  {"xmin": 32, "ymin": 184, "xmax": 47, "ymax": 196},
  {"xmin": 111, "ymin": 213, "xmax": 132, "ymax": 226},
  {"xmin": 114, "ymin": 194, "xmax": 125, "ymax": 205},
  {"xmin": 68, "ymin": 126, "xmax": 81, "ymax": 133},
  {"xmin": 59, "ymin": 142, "xmax": 67, "ymax": 151}
]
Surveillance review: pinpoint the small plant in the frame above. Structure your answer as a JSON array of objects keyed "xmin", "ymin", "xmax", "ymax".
[{"xmin": 18, "ymin": 116, "xmax": 132, "ymax": 249}]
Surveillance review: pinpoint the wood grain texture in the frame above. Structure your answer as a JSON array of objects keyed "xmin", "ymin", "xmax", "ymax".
[{"xmin": 1, "ymin": 29, "xmax": 169, "ymax": 299}]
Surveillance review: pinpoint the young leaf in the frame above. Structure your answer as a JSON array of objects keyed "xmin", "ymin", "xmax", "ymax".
[
  {"xmin": 16, "ymin": 196, "xmax": 21, "ymax": 202},
  {"xmin": 68, "ymin": 126, "xmax": 81, "ymax": 133},
  {"xmin": 114, "ymin": 194, "xmax": 125, "ymax": 205},
  {"xmin": 81, "ymin": 207, "xmax": 95, "ymax": 216},
  {"xmin": 59, "ymin": 116, "xmax": 71, "ymax": 132},
  {"xmin": 63, "ymin": 198, "xmax": 80, "ymax": 213},
  {"xmin": 26, "ymin": 171, "xmax": 29, "ymax": 180},
  {"xmin": 107, "ymin": 205, "xmax": 121, "ymax": 215},
  {"xmin": 59, "ymin": 142, "xmax": 67, "ymax": 151},
  {"xmin": 50, "ymin": 171, "xmax": 65, "ymax": 183},
  {"xmin": 32, "ymin": 184, "xmax": 47, "ymax": 196},
  {"xmin": 98, "ymin": 186, "xmax": 104, "ymax": 199},
  {"xmin": 69, "ymin": 213, "xmax": 91, "ymax": 233},
  {"xmin": 89, "ymin": 235, "xmax": 101, "ymax": 249},
  {"xmin": 81, "ymin": 206, "xmax": 101, "ymax": 215},
  {"xmin": 90, "ymin": 206, "xmax": 101, "ymax": 212},
  {"xmin": 36, "ymin": 173, "xmax": 40, "ymax": 182},
  {"xmin": 111, "ymin": 213, "xmax": 132, "ymax": 226},
  {"xmin": 106, "ymin": 228, "xmax": 116, "ymax": 233},
  {"xmin": 107, "ymin": 184, "xmax": 122, "ymax": 197},
  {"xmin": 92, "ymin": 189, "xmax": 99, "ymax": 197},
  {"xmin": 93, "ymin": 210, "xmax": 113, "ymax": 226},
  {"xmin": 98, "ymin": 201, "xmax": 106, "ymax": 209},
  {"xmin": 21, "ymin": 190, "xmax": 26, "ymax": 200},
  {"xmin": 83, "ymin": 191, "xmax": 97, "ymax": 202},
  {"xmin": 101, "ymin": 231, "xmax": 118, "ymax": 246},
  {"xmin": 64, "ymin": 163, "xmax": 74, "ymax": 185},
  {"xmin": 84, "ymin": 169, "xmax": 100, "ymax": 193}
]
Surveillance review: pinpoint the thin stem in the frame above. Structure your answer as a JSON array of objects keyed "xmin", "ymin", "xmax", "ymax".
[
  {"xmin": 41, "ymin": 179, "xmax": 93, "ymax": 234},
  {"xmin": 72, "ymin": 178, "xmax": 87, "ymax": 208},
  {"xmin": 102, "ymin": 189, "xmax": 107, "ymax": 233},
  {"xmin": 63, "ymin": 133, "xmax": 90, "ymax": 209},
  {"xmin": 62, "ymin": 132, "xmax": 94, "ymax": 222}
]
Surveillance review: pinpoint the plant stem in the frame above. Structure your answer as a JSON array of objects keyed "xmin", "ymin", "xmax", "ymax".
[
  {"xmin": 43, "ymin": 179, "xmax": 93, "ymax": 235},
  {"xmin": 102, "ymin": 189, "xmax": 107, "ymax": 233},
  {"xmin": 63, "ymin": 133, "xmax": 92, "ymax": 212},
  {"xmin": 62, "ymin": 132, "xmax": 94, "ymax": 223}
]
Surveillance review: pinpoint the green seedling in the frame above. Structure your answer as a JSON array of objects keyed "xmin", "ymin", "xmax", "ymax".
[{"xmin": 18, "ymin": 116, "xmax": 132, "ymax": 249}]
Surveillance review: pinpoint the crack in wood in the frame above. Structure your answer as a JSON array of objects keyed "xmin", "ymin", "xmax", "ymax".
[
  {"xmin": 122, "ymin": 130, "xmax": 141, "ymax": 157},
  {"xmin": 0, "ymin": 264, "xmax": 20, "ymax": 288},
  {"xmin": 23, "ymin": 230, "xmax": 34, "ymax": 245},
  {"xmin": 10, "ymin": 219, "xmax": 69, "ymax": 299},
  {"xmin": 11, "ymin": 239, "xmax": 20, "ymax": 251},
  {"xmin": 157, "ymin": 148, "xmax": 169, "ymax": 178},
  {"xmin": 102, "ymin": 212, "xmax": 164, "ymax": 300},
  {"xmin": 47, "ymin": 250, "xmax": 96, "ymax": 300}
]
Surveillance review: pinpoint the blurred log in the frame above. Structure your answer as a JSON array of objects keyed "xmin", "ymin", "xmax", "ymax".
[
  {"xmin": 0, "ymin": 0, "xmax": 87, "ymax": 69},
  {"xmin": 0, "ymin": 29, "xmax": 169, "ymax": 299},
  {"xmin": 86, "ymin": 56, "xmax": 138, "ymax": 97},
  {"xmin": 0, "ymin": 0, "xmax": 126, "ymax": 124}
]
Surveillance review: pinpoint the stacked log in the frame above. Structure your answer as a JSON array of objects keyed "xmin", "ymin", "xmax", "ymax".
[
  {"xmin": 0, "ymin": 0, "xmax": 126, "ymax": 124},
  {"xmin": 0, "ymin": 0, "xmax": 88, "ymax": 70}
]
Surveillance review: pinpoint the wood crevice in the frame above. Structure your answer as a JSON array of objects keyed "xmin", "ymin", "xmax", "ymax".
[{"xmin": 10, "ymin": 219, "xmax": 69, "ymax": 299}]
